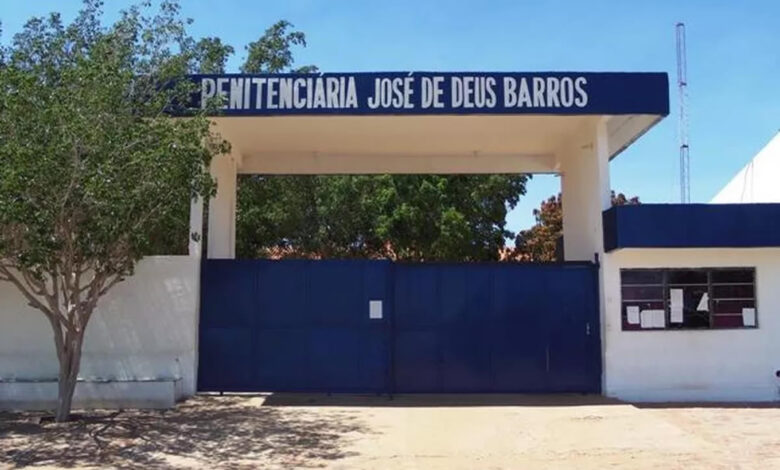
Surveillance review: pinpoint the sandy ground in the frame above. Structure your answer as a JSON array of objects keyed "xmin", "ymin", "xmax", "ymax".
[{"xmin": 1, "ymin": 394, "xmax": 779, "ymax": 469}]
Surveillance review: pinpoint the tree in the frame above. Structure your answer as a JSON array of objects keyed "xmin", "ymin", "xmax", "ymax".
[
  {"xmin": 139, "ymin": 35, "xmax": 237, "ymax": 256},
  {"xmin": 513, "ymin": 191, "xmax": 640, "ymax": 261},
  {"xmin": 241, "ymin": 20, "xmax": 318, "ymax": 74},
  {"xmin": 0, "ymin": 0, "xmax": 228, "ymax": 421},
  {"xmin": 237, "ymin": 174, "xmax": 529, "ymax": 261},
  {"xmin": 193, "ymin": 37, "xmax": 234, "ymax": 74},
  {"xmin": 512, "ymin": 194, "xmax": 564, "ymax": 262},
  {"xmin": 131, "ymin": 21, "xmax": 319, "ymax": 258},
  {"xmin": 234, "ymin": 22, "xmax": 528, "ymax": 261}
]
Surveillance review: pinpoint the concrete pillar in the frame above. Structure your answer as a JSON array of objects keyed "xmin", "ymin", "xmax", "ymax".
[
  {"xmin": 559, "ymin": 118, "xmax": 611, "ymax": 261},
  {"xmin": 207, "ymin": 154, "xmax": 237, "ymax": 259},
  {"xmin": 188, "ymin": 196, "xmax": 203, "ymax": 257}
]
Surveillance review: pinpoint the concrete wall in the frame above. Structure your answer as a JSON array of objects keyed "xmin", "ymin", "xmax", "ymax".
[
  {"xmin": 712, "ymin": 132, "xmax": 780, "ymax": 203},
  {"xmin": 603, "ymin": 248, "xmax": 780, "ymax": 402},
  {"xmin": 208, "ymin": 153, "xmax": 237, "ymax": 259},
  {"xmin": 559, "ymin": 117, "xmax": 611, "ymax": 262},
  {"xmin": 0, "ymin": 256, "xmax": 199, "ymax": 410}
]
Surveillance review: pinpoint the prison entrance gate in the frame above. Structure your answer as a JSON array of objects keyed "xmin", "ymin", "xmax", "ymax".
[{"xmin": 198, "ymin": 259, "xmax": 601, "ymax": 394}]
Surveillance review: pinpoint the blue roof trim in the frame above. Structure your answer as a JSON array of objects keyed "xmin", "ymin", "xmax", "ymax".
[
  {"xmin": 603, "ymin": 204, "xmax": 780, "ymax": 251},
  {"xmin": 186, "ymin": 71, "xmax": 669, "ymax": 117}
]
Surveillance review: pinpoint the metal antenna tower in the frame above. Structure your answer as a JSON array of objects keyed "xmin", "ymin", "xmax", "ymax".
[{"xmin": 676, "ymin": 22, "xmax": 690, "ymax": 203}]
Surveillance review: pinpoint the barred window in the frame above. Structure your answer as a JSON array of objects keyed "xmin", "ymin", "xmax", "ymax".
[{"xmin": 620, "ymin": 268, "xmax": 756, "ymax": 330}]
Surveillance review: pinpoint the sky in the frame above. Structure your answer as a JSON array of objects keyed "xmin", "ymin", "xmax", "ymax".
[{"xmin": 2, "ymin": 0, "xmax": 778, "ymax": 234}]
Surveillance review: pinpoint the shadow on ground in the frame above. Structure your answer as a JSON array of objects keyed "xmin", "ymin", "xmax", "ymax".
[
  {"xmin": 259, "ymin": 392, "xmax": 623, "ymax": 407},
  {"xmin": 633, "ymin": 401, "xmax": 780, "ymax": 409},
  {"xmin": 0, "ymin": 395, "xmax": 369, "ymax": 469},
  {"xmin": 257, "ymin": 392, "xmax": 780, "ymax": 409}
]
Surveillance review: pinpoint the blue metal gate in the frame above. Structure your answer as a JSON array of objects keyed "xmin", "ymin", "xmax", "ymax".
[
  {"xmin": 393, "ymin": 263, "xmax": 600, "ymax": 393},
  {"xmin": 198, "ymin": 259, "xmax": 601, "ymax": 393}
]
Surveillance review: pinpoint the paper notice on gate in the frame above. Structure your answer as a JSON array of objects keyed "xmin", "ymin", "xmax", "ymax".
[
  {"xmin": 742, "ymin": 307, "xmax": 756, "ymax": 327},
  {"xmin": 369, "ymin": 300, "xmax": 383, "ymax": 319},
  {"xmin": 627, "ymin": 306, "xmax": 640, "ymax": 325}
]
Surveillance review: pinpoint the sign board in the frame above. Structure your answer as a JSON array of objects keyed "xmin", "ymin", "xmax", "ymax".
[{"xmin": 188, "ymin": 72, "xmax": 669, "ymax": 116}]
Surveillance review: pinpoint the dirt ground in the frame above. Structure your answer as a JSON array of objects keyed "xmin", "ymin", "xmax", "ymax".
[{"xmin": 1, "ymin": 394, "xmax": 779, "ymax": 469}]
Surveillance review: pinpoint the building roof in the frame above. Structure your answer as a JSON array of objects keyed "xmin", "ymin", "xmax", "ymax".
[
  {"xmin": 188, "ymin": 72, "xmax": 669, "ymax": 175},
  {"xmin": 711, "ymin": 132, "xmax": 780, "ymax": 203}
]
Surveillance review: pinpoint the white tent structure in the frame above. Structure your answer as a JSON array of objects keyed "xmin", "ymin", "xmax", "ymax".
[{"xmin": 712, "ymin": 131, "xmax": 780, "ymax": 203}]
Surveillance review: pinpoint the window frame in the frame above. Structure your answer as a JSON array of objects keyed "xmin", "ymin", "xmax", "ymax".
[{"xmin": 619, "ymin": 267, "xmax": 758, "ymax": 331}]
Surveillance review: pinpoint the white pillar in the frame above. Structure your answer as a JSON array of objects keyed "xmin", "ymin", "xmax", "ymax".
[
  {"xmin": 188, "ymin": 195, "xmax": 203, "ymax": 257},
  {"xmin": 559, "ymin": 118, "xmax": 611, "ymax": 261},
  {"xmin": 207, "ymin": 154, "xmax": 237, "ymax": 259}
]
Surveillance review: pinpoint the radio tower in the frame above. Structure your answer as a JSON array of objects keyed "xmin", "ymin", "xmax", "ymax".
[{"xmin": 676, "ymin": 22, "xmax": 691, "ymax": 203}]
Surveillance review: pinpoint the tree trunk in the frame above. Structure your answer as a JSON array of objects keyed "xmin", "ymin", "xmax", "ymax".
[{"xmin": 55, "ymin": 333, "xmax": 84, "ymax": 423}]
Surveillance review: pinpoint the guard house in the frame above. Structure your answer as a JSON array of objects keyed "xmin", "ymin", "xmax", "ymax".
[{"xmin": 2, "ymin": 71, "xmax": 779, "ymax": 409}]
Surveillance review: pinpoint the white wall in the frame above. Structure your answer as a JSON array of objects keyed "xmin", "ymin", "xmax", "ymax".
[
  {"xmin": 0, "ymin": 256, "xmax": 199, "ymax": 408},
  {"xmin": 208, "ymin": 153, "xmax": 238, "ymax": 259},
  {"xmin": 711, "ymin": 132, "xmax": 780, "ymax": 203},
  {"xmin": 560, "ymin": 118, "xmax": 611, "ymax": 262},
  {"xmin": 603, "ymin": 248, "xmax": 780, "ymax": 402}
]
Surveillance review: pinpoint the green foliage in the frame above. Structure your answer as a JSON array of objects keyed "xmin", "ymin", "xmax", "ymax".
[
  {"xmin": 145, "ymin": 36, "xmax": 236, "ymax": 255},
  {"xmin": 193, "ymin": 37, "xmax": 234, "ymax": 74},
  {"xmin": 0, "ymin": 0, "xmax": 226, "ymax": 275},
  {"xmin": 237, "ymin": 175, "xmax": 529, "ymax": 262},
  {"xmin": 512, "ymin": 194, "xmax": 564, "ymax": 262},
  {"xmin": 108, "ymin": 17, "xmax": 316, "ymax": 257},
  {"xmin": 232, "ymin": 22, "xmax": 526, "ymax": 262},
  {"xmin": 0, "ymin": 0, "xmax": 229, "ymax": 421},
  {"xmin": 240, "ymin": 20, "xmax": 317, "ymax": 74}
]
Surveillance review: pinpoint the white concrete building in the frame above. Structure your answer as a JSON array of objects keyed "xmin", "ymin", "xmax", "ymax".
[
  {"xmin": 712, "ymin": 132, "xmax": 780, "ymax": 203},
  {"xmin": 603, "ymin": 248, "xmax": 780, "ymax": 401},
  {"xmin": 2, "ymin": 71, "xmax": 779, "ymax": 408}
]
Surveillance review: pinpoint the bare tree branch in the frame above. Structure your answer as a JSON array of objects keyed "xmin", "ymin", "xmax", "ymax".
[
  {"xmin": 98, "ymin": 273, "xmax": 125, "ymax": 297},
  {"xmin": 21, "ymin": 269, "xmax": 49, "ymax": 297}
]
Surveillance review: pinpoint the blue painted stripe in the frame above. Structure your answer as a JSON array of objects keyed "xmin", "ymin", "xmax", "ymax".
[
  {"xmin": 604, "ymin": 204, "xmax": 780, "ymax": 251},
  {"xmin": 185, "ymin": 71, "xmax": 669, "ymax": 117}
]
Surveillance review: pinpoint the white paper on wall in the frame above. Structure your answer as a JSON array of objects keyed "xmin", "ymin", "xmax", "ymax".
[
  {"xmin": 697, "ymin": 293, "xmax": 709, "ymax": 311},
  {"xmin": 670, "ymin": 288, "xmax": 684, "ymax": 323},
  {"xmin": 742, "ymin": 307, "xmax": 756, "ymax": 327},
  {"xmin": 369, "ymin": 300, "xmax": 383, "ymax": 319},
  {"xmin": 671, "ymin": 306, "xmax": 683, "ymax": 323},
  {"xmin": 640, "ymin": 309, "xmax": 665, "ymax": 329},
  {"xmin": 640, "ymin": 310, "xmax": 652, "ymax": 328},
  {"xmin": 652, "ymin": 309, "xmax": 666, "ymax": 328},
  {"xmin": 670, "ymin": 289, "xmax": 683, "ymax": 308},
  {"xmin": 627, "ymin": 306, "xmax": 640, "ymax": 325}
]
